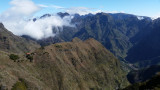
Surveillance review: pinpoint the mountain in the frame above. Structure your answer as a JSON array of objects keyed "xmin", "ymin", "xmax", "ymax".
[
  {"xmin": 127, "ymin": 65, "xmax": 160, "ymax": 84},
  {"xmin": 122, "ymin": 73, "xmax": 160, "ymax": 90},
  {"xmin": 33, "ymin": 38, "xmax": 129, "ymax": 89},
  {"xmin": 0, "ymin": 38, "xmax": 129, "ymax": 90},
  {"xmin": 122, "ymin": 65, "xmax": 160, "ymax": 90},
  {"xmin": 0, "ymin": 23, "xmax": 40, "ymax": 54},
  {"xmin": 28, "ymin": 12, "xmax": 152, "ymax": 60},
  {"xmin": 22, "ymin": 12, "xmax": 160, "ymax": 68},
  {"xmin": 126, "ymin": 18, "xmax": 160, "ymax": 67},
  {"xmin": 72, "ymin": 13, "xmax": 154, "ymax": 60}
]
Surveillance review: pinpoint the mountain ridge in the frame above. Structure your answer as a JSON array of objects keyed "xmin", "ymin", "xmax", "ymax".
[
  {"xmin": 0, "ymin": 23, "xmax": 40, "ymax": 54},
  {"xmin": 21, "ymin": 12, "xmax": 158, "ymax": 68},
  {"xmin": 0, "ymin": 38, "xmax": 129, "ymax": 90}
]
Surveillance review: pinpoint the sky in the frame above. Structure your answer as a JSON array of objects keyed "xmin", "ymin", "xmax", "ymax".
[{"xmin": 0, "ymin": 0, "xmax": 160, "ymax": 17}]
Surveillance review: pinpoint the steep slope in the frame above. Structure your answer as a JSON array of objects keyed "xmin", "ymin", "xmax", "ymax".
[
  {"xmin": 121, "ymin": 65, "xmax": 160, "ymax": 90},
  {"xmin": 126, "ymin": 18, "xmax": 160, "ymax": 67},
  {"xmin": 127, "ymin": 65, "xmax": 160, "ymax": 84},
  {"xmin": 22, "ymin": 13, "xmax": 153, "ymax": 61},
  {"xmin": 33, "ymin": 38, "xmax": 129, "ymax": 90},
  {"xmin": 30, "ymin": 12, "xmax": 152, "ymax": 60},
  {"xmin": 23, "ymin": 12, "xmax": 160, "ymax": 68},
  {"xmin": 0, "ymin": 50, "xmax": 50, "ymax": 90},
  {"xmin": 72, "ymin": 13, "xmax": 152, "ymax": 59},
  {"xmin": 122, "ymin": 73, "xmax": 160, "ymax": 90},
  {"xmin": 0, "ymin": 23, "xmax": 40, "ymax": 53},
  {"xmin": 0, "ymin": 38, "xmax": 129, "ymax": 90}
]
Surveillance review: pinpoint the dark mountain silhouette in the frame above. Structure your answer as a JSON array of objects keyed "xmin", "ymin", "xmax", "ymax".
[
  {"xmin": 127, "ymin": 65, "xmax": 160, "ymax": 84},
  {"xmin": 122, "ymin": 65, "xmax": 160, "ymax": 90},
  {"xmin": 126, "ymin": 18, "xmax": 160, "ymax": 67}
]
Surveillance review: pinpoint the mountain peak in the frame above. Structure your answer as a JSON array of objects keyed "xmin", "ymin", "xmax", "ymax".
[
  {"xmin": 71, "ymin": 37, "xmax": 82, "ymax": 42},
  {"xmin": 57, "ymin": 12, "xmax": 70, "ymax": 18},
  {"xmin": 0, "ymin": 23, "xmax": 4, "ymax": 28}
]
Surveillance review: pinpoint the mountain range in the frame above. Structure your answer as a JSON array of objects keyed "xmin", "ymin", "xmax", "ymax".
[
  {"xmin": 23, "ymin": 12, "xmax": 160, "ymax": 68},
  {"xmin": 1, "ymin": 12, "xmax": 160, "ymax": 89},
  {"xmin": 123, "ymin": 65, "xmax": 160, "ymax": 90},
  {"xmin": 0, "ymin": 23, "xmax": 129, "ymax": 89}
]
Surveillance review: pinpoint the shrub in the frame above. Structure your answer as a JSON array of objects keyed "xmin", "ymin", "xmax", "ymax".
[
  {"xmin": 26, "ymin": 54, "xmax": 33, "ymax": 62},
  {"xmin": 9, "ymin": 54, "xmax": 19, "ymax": 61},
  {"xmin": 55, "ymin": 44, "xmax": 62, "ymax": 48},
  {"xmin": 0, "ymin": 85, "xmax": 7, "ymax": 90},
  {"xmin": 40, "ymin": 46, "xmax": 45, "ymax": 49},
  {"xmin": 11, "ymin": 81, "xmax": 27, "ymax": 90}
]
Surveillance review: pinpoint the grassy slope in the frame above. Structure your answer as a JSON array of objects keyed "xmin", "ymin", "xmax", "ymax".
[
  {"xmin": 0, "ymin": 23, "xmax": 40, "ymax": 54},
  {"xmin": 0, "ymin": 38, "xmax": 129, "ymax": 90},
  {"xmin": 33, "ymin": 38, "xmax": 129, "ymax": 90}
]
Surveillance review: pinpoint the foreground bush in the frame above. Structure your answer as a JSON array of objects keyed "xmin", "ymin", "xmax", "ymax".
[{"xmin": 9, "ymin": 54, "xmax": 19, "ymax": 61}]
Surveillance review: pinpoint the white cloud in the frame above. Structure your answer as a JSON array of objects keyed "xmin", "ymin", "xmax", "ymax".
[
  {"xmin": 152, "ymin": 13, "xmax": 160, "ymax": 20},
  {"xmin": 38, "ymin": 4, "xmax": 49, "ymax": 8},
  {"xmin": 51, "ymin": 5, "xmax": 65, "ymax": 9},
  {"xmin": 0, "ymin": 0, "xmax": 40, "ymax": 22},
  {"xmin": 137, "ymin": 16, "xmax": 144, "ymax": 20},
  {"xmin": 16, "ymin": 15, "xmax": 74, "ymax": 40},
  {"xmin": 0, "ymin": 0, "xmax": 111, "ymax": 40},
  {"xmin": 10, "ymin": 0, "xmax": 40, "ymax": 16},
  {"xmin": 41, "ymin": 6, "xmax": 101, "ymax": 15},
  {"xmin": 65, "ymin": 7, "xmax": 102, "ymax": 15},
  {"xmin": 0, "ymin": 0, "xmax": 74, "ymax": 40}
]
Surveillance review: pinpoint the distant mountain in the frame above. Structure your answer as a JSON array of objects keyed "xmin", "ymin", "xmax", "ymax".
[
  {"xmin": 0, "ymin": 23, "xmax": 40, "ymax": 53},
  {"xmin": 71, "ymin": 13, "xmax": 152, "ymax": 59},
  {"xmin": 126, "ymin": 18, "xmax": 160, "ymax": 67},
  {"xmin": 122, "ymin": 73, "xmax": 160, "ymax": 90},
  {"xmin": 31, "ymin": 12, "xmax": 152, "ymax": 59},
  {"xmin": 127, "ymin": 65, "xmax": 160, "ymax": 84},
  {"xmin": 0, "ymin": 38, "xmax": 129, "ymax": 90},
  {"xmin": 122, "ymin": 65, "xmax": 160, "ymax": 90},
  {"xmin": 23, "ymin": 12, "xmax": 160, "ymax": 68}
]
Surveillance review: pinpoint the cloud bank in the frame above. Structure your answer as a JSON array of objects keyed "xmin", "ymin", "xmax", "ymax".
[
  {"xmin": 0, "ymin": 0, "xmax": 40, "ymax": 21},
  {"xmin": 0, "ymin": 0, "xmax": 74, "ymax": 40},
  {"xmin": 0, "ymin": 0, "xmax": 103, "ymax": 40},
  {"xmin": 65, "ymin": 7, "xmax": 102, "ymax": 15}
]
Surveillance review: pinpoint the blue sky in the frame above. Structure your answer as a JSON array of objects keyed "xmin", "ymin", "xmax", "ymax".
[{"xmin": 0, "ymin": 0, "xmax": 160, "ymax": 17}]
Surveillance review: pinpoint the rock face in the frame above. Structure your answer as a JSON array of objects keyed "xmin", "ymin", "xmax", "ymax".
[{"xmin": 0, "ymin": 23, "xmax": 40, "ymax": 53}]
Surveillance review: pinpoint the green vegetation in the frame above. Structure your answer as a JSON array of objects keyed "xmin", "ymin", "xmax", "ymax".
[
  {"xmin": 26, "ymin": 54, "xmax": 33, "ymax": 62},
  {"xmin": 54, "ymin": 44, "xmax": 62, "ymax": 48},
  {"xmin": 9, "ymin": 54, "xmax": 19, "ymax": 61},
  {"xmin": 122, "ymin": 74, "xmax": 160, "ymax": 90},
  {"xmin": 11, "ymin": 79, "xmax": 27, "ymax": 90},
  {"xmin": 33, "ymin": 38, "xmax": 129, "ymax": 89},
  {"xmin": 40, "ymin": 46, "xmax": 45, "ymax": 49},
  {"xmin": 127, "ymin": 65, "xmax": 160, "ymax": 84},
  {"xmin": 0, "ymin": 23, "xmax": 40, "ymax": 54}
]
